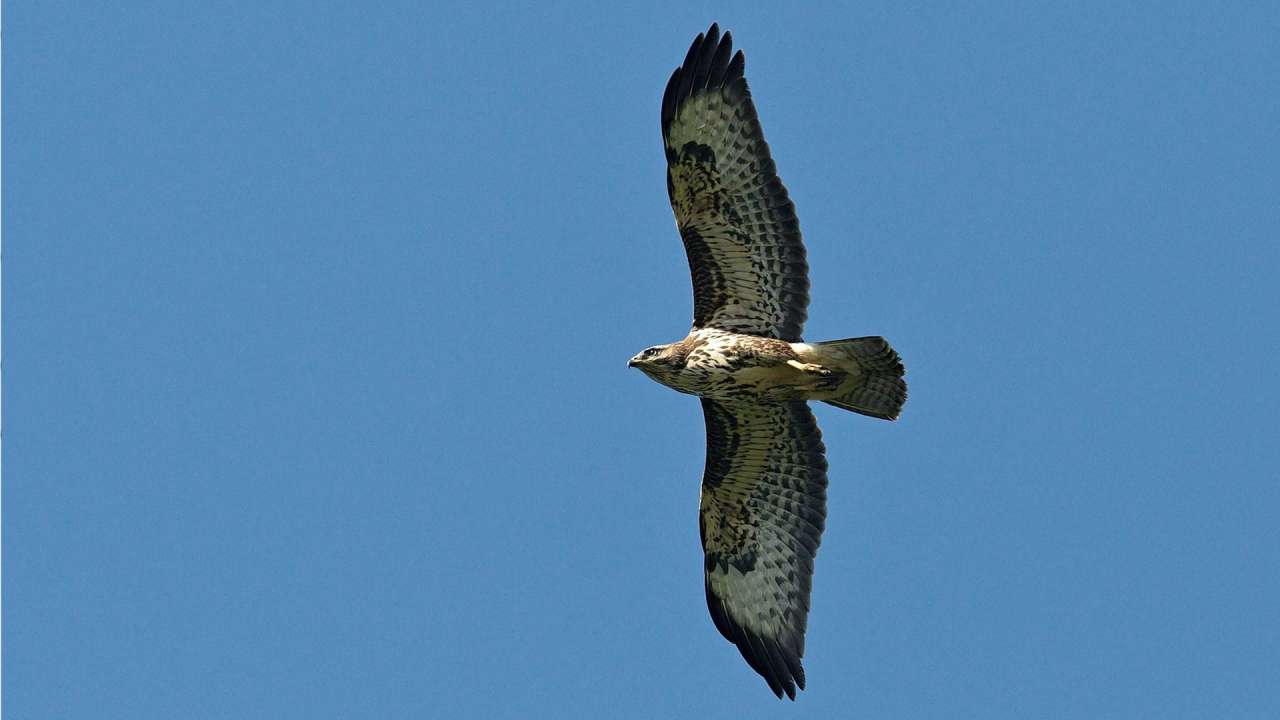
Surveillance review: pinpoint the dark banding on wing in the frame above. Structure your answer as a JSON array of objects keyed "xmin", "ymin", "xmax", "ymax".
[
  {"xmin": 698, "ymin": 398, "xmax": 828, "ymax": 699},
  {"xmin": 661, "ymin": 23, "xmax": 810, "ymax": 342}
]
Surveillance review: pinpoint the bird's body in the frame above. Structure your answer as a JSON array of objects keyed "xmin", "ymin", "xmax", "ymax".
[
  {"xmin": 632, "ymin": 328, "xmax": 867, "ymax": 403},
  {"xmin": 630, "ymin": 24, "xmax": 907, "ymax": 699}
]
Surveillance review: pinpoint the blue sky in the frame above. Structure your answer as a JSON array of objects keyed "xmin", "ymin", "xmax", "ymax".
[{"xmin": 6, "ymin": 2, "xmax": 1279, "ymax": 717}]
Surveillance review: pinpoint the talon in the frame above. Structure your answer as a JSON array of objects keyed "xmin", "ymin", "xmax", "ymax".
[{"xmin": 787, "ymin": 360, "xmax": 830, "ymax": 376}]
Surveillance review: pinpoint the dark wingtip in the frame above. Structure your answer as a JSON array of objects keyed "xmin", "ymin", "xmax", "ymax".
[
  {"xmin": 661, "ymin": 24, "xmax": 742, "ymax": 138},
  {"xmin": 705, "ymin": 579, "xmax": 808, "ymax": 699}
]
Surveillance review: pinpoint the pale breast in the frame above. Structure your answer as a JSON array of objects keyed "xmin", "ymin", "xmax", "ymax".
[{"xmin": 671, "ymin": 330, "xmax": 802, "ymax": 400}]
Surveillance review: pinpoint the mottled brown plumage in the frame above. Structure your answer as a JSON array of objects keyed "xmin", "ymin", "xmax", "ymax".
[{"xmin": 629, "ymin": 24, "xmax": 908, "ymax": 700}]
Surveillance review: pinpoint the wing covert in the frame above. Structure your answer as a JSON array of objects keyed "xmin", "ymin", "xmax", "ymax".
[{"xmin": 662, "ymin": 24, "xmax": 810, "ymax": 342}]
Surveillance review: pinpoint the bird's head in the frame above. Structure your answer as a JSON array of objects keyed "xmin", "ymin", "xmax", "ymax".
[
  {"xmin": 628, "ymin": 344, "xmax": 671, "ymax": 369},
  {"xmin": 628, "ymin": 343, "xmax": 684, "ymax": 383}
]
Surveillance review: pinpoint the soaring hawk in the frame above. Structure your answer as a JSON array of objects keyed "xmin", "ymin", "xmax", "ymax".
[{"xmin": 628, "ymin": 24, "xmax": 908, "ymax": 699}]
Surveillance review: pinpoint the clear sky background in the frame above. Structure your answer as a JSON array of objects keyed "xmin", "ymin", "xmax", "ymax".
[{"xmin": 6, "ymin": 2, "xmax": 1279, "ymax": 718}]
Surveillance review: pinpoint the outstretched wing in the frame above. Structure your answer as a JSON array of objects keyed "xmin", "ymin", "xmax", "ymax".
[
  {"xmin": 699, "ymin": 398, "xmax": 828, "ymax": 699},
  {"xmin": 662, "ymin": 24, "xmax": 810, "ymax": 342}
]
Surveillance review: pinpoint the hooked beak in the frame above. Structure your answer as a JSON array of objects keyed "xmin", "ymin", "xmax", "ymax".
[{"xmin": 627, "ymin": 356, "xmax": 638, "ymax": 368}]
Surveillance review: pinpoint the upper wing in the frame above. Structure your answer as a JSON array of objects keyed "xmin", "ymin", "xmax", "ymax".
[
  {"xmin": 699, "ymin": 398, "xmax": 828, "ymax": 699},
  {"xmin": 662, "ymin": 24, "xmax": 810, "ymax": 342}
]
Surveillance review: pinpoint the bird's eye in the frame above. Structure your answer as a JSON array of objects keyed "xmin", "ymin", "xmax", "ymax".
[{"xmin": 644, "ymin": 348, "xmax": 659, "ymax": 357}]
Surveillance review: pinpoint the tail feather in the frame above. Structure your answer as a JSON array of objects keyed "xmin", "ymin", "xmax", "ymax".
[{"xmin": 815, "ymin": 336, "xmax": 907, "ymax": 420}]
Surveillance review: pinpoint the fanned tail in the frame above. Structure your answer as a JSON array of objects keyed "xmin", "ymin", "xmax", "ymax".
[{"xmin": 813, "ymin": 336, "xmax": 907, "ymax": 420}]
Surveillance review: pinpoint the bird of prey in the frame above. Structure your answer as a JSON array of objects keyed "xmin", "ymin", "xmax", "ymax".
[{"xmin": 628, "ymin": 24, "xmax": 907, "ymax": 699}]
